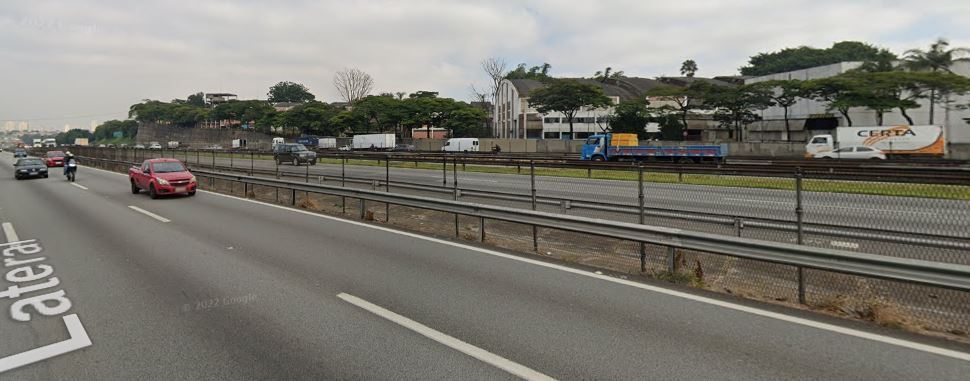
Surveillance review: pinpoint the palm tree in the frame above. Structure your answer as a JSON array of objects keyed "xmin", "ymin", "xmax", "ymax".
[{"xmin": 903, "ymin": 38, "xmax": 970, "ymax": 124}]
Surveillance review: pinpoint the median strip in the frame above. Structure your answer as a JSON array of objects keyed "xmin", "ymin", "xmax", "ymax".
[
  {"xmin": 127, "ymin": 206, "xmax": 170, "ymax": 223},
  {"xmin": 337, "ymin": 292, "xmax": 556, "ymax": 381}
]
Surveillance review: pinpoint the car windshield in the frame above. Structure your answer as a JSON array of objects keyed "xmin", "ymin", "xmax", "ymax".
[
  {"xmin": 16, "ymin": 159, "xmax": 44, "ymax": 166},
  {"xmin": 47, "ymin": 151, "xmax": 65, "ymax": 157},
  {"xmin": 152, "ymin": 162, "xmax": 186, "ymax": 173}
]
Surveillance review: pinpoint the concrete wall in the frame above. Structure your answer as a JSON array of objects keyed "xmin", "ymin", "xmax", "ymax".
[{"xmin": 136, "ymin": 123, "xmax": 276, "ymax": 150}]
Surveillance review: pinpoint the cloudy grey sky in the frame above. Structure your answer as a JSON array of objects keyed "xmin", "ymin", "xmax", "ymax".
[{"xmin": 2, "ymin": 0, "xmax": 968, "ymax": 131}]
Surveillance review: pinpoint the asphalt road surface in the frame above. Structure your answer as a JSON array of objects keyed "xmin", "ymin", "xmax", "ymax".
[{"xmin": 2, "ymin": 152, "xmax": 968, "ymax": 380}]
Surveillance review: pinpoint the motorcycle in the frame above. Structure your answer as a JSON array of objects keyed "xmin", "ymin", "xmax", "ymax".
[{"xmin": 65, "ymin": 159, "xmax": 77, "ymax": 182}]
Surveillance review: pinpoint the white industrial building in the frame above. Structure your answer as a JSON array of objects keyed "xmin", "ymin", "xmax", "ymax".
[
  {"xmin": 493, "ymin": 76, "xmax": 736, "ymax": 140},
  {"xmin": 745, "ymin": 61, "xmax": 970, "ymax": 146}
]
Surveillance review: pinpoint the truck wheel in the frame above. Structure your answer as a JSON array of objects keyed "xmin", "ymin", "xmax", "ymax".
[
  {"xmin": 276, "ymin": 158, "xmax": 282, "ymax": 165},
  {"xmin": 149, "ymin": 184, "xmax": 158, "ymax": 199},
  {"xmin": 592, "ymin": 156, "xmax": 605, "ymax": 162},
  {"xmin": 131, "ymin": 181, "xmax": 140, "ymax": 194},
  {"xmin": 293, "ymin": 158, "xmax": 299, "ymax": 166},
  {"xmin": 310, "ymin": 159, "xmax": 316, "ymax": 165}
]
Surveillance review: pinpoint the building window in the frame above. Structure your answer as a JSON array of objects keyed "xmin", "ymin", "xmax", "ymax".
[
  {"xmin": 543, "ymin": 132, "xmax": 560, "ymax": 139},
  {"xmin": 574, "ymin": 132, "xmax": 592, "ymax": 139},
  {"xmin": 543, "ymin": 117, "xmax": 560, "ymax": 123}
]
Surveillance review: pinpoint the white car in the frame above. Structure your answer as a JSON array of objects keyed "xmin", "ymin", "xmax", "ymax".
[
  {"xmin": 814, "ymin": 146, "xmax": 886, "ymax": 160},
  {"xmin": 338, "ymin": 145, "xmax": 352, "ymax": 151},
  {"xmin": 134, "ymin": 144, "xmax": 146, "ymax": 149},
  {"xmin": 148, "ymin": 143, "xmax": 163, "ymax": 150}
]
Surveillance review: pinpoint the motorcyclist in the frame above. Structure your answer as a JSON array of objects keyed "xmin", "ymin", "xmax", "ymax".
[{"xmin": 64, "ymin": 151, "xmax": 77, "ymax": 178}]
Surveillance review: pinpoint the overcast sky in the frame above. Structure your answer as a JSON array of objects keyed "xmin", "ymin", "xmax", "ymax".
[{"xmin": 2, "ymin": 0, "xmax": 969, "ymax": 131}]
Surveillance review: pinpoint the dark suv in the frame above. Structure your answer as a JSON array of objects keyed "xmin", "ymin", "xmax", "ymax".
[{"xmin": 274, "ymin": 143, "xmax": 317, "ymax": 165}]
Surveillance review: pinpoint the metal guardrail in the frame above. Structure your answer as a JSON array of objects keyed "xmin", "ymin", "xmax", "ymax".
[{"xmin": 79, "ymin": 155, "xmax": 970, "ymax": 295}]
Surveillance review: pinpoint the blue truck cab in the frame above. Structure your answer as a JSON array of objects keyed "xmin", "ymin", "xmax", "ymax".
[{"xmin": 581, "ymin": 133, "xmax": 728, "ymax": 162}]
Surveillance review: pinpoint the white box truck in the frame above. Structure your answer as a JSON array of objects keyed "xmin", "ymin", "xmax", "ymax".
[
  {"xmin": 352, "ymin": 134, "xmax": 395, "ymax": 150},
  {"xmin": 441, "ymin": 138, "xmax": 480, "ymax": 152},
  {"xmin": 806, "ymin": 125, "xmax": 944, "ymax": 158},
  {"xmin": 318, "ymin": 137, "xmax": 337, "ymax": 149},
  {"xmin": 74, "ymin": 138, "xmax": 89, "ymax": 146}
]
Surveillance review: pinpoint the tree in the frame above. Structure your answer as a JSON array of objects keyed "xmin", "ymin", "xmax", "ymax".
[
  {"xmin": 592, "ymin": 67, "xmax": 625, "ymax": 82},
  {"xmin": 481, "ymin": 57, "xmax": 508, "ymax": 102},
  {"xmin": 128, "ymin": 100, "xmax": 207, "ymax": 127},
  {"xmin": 741, "ymin": 41, "xmax": 897, "ymax": 76},
  {"xmin": 56, "ymin": 128, "xmax": 94, "ymax": 145},
  {"xmin": 528, "ymin": 80, "xmax": 612, "ymax": 139},
  {"xmin": 903, "ymin": 38, "xmax": 970, "ymax": 124},
  {"xmin": 186, "ymin": 92, "xmax": 206, "ymax": 107},
  {"xmin": 752, "ymin": 80, "xmax": 804, "ymax": 141},
  {"xmin": 645, "ymin": 82, "xmax": 717, "ymax": 138},
  {"xmin": 801, "ymin": 75, "xmax": 867, "ymax": 126},
  {"xmin": 212, "ymin": 100, "xmax": 275, "ymax": 128},
  {"xmin": 505, "ymin": 63, "xmax": 553, "ymax": 81},
  {"xmin": 608, "ymin": 99, "xmax": 651, "ymax": 138},
  {"xmin": 707, "ymin": 85, "xmax": 774, "ymax": 141},
  {"xmin": 277, "ymin": 101, "xmax": 341, "ymax": 136},
  {"xmin": 268, "ymin": 81, "xmax": 316, "ymax": 103},
  {"xmin": 333, "ymin": 68, "xmax": 374, "ymax": 105},
  {"xmin": 680, "ymin": 60, "xmax": 698, "ymax": 77},
  {"xmin": 93, "ymin": 120, "xmax": 138, "ymax": 141},
  {"xmin": 352, "ymin": 95, "xmax": 406, "ymax": 134}
]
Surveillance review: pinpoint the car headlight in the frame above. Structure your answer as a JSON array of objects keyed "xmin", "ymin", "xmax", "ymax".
[
  {"xmin": 189, "ymin": 175, "xmax": 197, "ymax": 183},
  {"xmin": 40, "ymin": 168, "xmax": 47, "ymax": 172},
  {"xmin": 17, "ymin": 169, "xmax": 26, "ymax": 173},
  {"xmin": 156, "ymin": 178, "xmax": 169, "ymax": 185}
]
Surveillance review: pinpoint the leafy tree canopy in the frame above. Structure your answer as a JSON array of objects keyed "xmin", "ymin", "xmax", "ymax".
[
  {"xmin": 267, "ymin": 81, "xmax": 316, "ymax": 103},
  {"xmin": 505, "ymin": 63, "xmax": 553, "ymax": 81},
  {"xmin": 741, "ymin": 41, "xmax": 897, "ymax": 76}
]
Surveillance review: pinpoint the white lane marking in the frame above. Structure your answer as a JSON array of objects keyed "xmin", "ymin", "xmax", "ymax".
[
  {"xmin": 127, "ymin": 206, "xmax": 171, "ymax": 223},
  {"xmin": 338, "ymin": 293, "xmax": 555, "ymax": 381},
  {"xmin": 830, "ymin": 241, "xmax": 860, "ymax": 250},
  {"xmin": 0, "ymin": 314, "xmax": 92, "ymax": 373},
  {"xmin": 2, "ymin": 222, "xmax": 19, "ymax": 241},
  {"xmin": 84, "ymin": 163, "xmax": 970, "ymax": 361},
  {"xmin": 70, "ymin": 183, "xmax": 88, "ymax": 190}
]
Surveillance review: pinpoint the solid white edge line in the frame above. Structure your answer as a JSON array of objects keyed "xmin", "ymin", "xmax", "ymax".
[
  {"xmin": 0, "ymin": 314, "xmax": 92, "ymax": 373},
  {"xmin": 70, "ymin": 183, "xmax": 88, "ymax": 190},
  {"xmin": 337, "ymin": 293, "xmax": 555, "ymax": 381},
  {"xmin": 127, "ymin": 205, "xmax": 171, "ymax": 223},
  {"xmin": 82, "ymin": 162, "xmax": 970, "ymax": 362},
  {"xmin": 2, "ymin": 222, "xmax": 19, "ymax": 242}
]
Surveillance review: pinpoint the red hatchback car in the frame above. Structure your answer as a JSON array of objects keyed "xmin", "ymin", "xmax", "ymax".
[
  {"xmin": 129, "ymin": 159, "xmax": 198, "ymax": 199},
  {"xmin": 45, "ymin": 151, "xmax": 66, "ymax": 167}
]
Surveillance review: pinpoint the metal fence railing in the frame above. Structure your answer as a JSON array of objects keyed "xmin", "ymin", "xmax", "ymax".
[{"xmin": 74, "ymin": 150, "xmax": 970, "ymax": 340}]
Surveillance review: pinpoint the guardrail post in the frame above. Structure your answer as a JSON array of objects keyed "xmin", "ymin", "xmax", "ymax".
[
  {"xmin": 291, "ymin": 188, "xmax": 297, "ymax": 206},
  {"xmin": 244, "ymin": 182, "xmax": 249, "ymax": 198},
  {"xmin": 305, "ymin": 163, "xmax": 309, "ymax": 183},
  {"xmin": 638, "ymin": 164, "xmax": 646, "ymax": 272},
  {"xmin": 795, "ymin": 167, "xmax": 806, "ymax": 304},
  {"xmin": 666, "ymin": 246, "xmax": 676, "ymax": 273},
  {"xmin": 454, "ymin": 156, "xmax": 459, "ymax": 237},
  {"xmin": 230, "ymin": 150, "xmax": 233, "ymax": 168},
  {"xmin": 250, "ymin": 151, "xmax": 254, "ymax": 176},
  {"xmin": 479, "ymin": 217, "xmax": 485, "ymax": 242},
  {"xmin": 385, "ymin": 155, "xmax": 391, "ymax": 221},
  {"xmin": 212, "ymin": 150, "xmax": 216, "ymax": 168},
  {"xmin": 359, "ymin": 198, "xmax": 365, "ymax": 219},
  {"xmin": 442, "ymin": 157, "xmax": 447, "ymax": 186},
  {"xmin": 342, "ymin": 157, "xmax": 346, "ymax": 214},
  {"xmin": 734, "ymin": 217, "xmax": 744, "ymax": 237},
  {"xmin": 531, "ymin": 160, "xmax": 538, "ymax": 251}
]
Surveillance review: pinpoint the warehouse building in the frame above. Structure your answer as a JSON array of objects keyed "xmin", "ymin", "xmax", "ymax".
[
  {"xmin": 744, "ymin": 61, "xmax": 970, "ymax": 146},
  {"xmin": 493, "ymin": 76, "xmax": 735, "ymax": 140}
]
